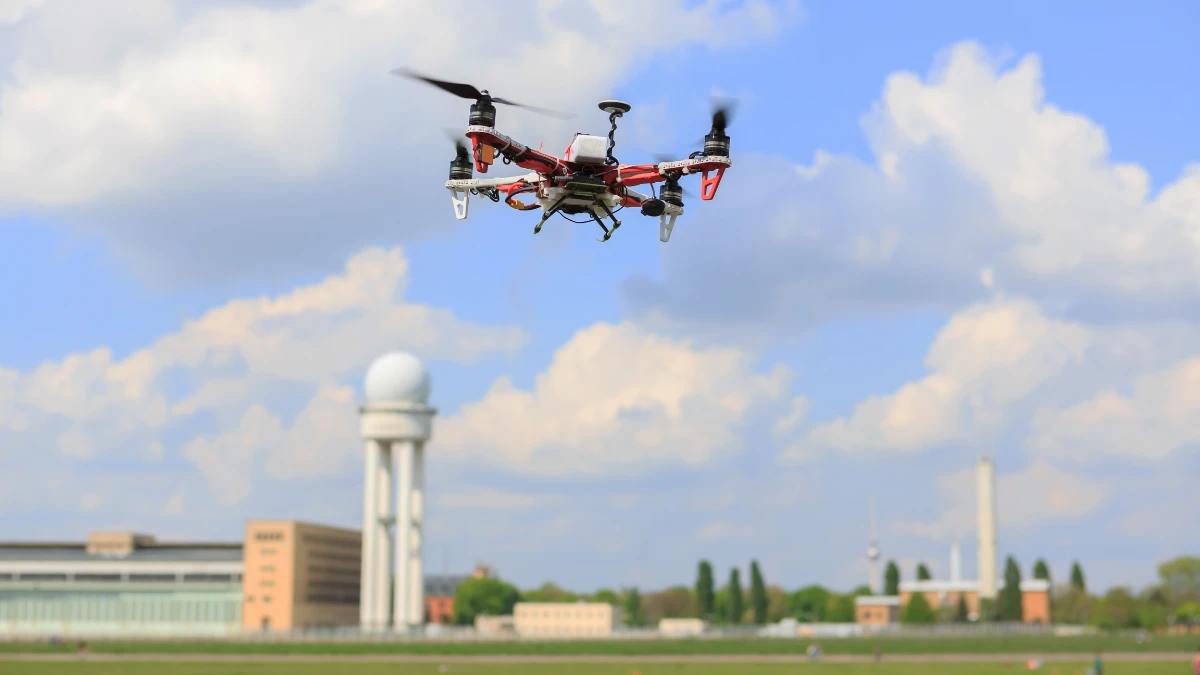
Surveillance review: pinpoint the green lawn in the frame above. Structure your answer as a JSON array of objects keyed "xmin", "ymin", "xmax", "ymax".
[
  {"xmin": 0, "ymin": 634, "xmax": 1195, "ymax": 656},
  {"xmin": 0, "ymin": 662, "xmax": 1187, "ymax": 675}
]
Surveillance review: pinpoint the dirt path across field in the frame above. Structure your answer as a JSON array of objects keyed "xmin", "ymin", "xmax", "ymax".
[{"xmin": 0, "ymin": 652, "xmax": 1189, "ymax": 664}]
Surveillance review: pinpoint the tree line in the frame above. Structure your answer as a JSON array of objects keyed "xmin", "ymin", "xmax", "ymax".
[{"xmin": 450, "ymin": 555, "xmax": 1200, "ymax": 629}]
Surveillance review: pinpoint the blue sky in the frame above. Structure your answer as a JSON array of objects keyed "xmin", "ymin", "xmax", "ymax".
[{"xmin": 1, "ymin": 0, "xmax": 1198, "ymax": 595}]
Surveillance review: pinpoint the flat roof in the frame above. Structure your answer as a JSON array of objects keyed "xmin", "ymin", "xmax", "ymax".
[
  {"xmin": 855, "ymin": 595, "xmax": 901, "ymax": 607},
  {"xmin": 899, "ymin": 580, "xmax": 980, "ymax": 593},
  {"xmin": 0, "ymin": 542, "xmax": 243, "ymax": 563}
]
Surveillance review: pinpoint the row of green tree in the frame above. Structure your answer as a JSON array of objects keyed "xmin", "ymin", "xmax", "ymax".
[{"xmin": 451, "ymin": 555, "xmax": 1200, "ymax": 629}]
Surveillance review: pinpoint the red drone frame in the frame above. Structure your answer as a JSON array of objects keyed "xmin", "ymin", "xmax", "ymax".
[{"xmin": 392, "ymin": 68, "xmax": 733, "ymax": 243}]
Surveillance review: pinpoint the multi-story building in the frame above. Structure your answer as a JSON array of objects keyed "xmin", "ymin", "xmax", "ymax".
[
  {"xmin": 241, "ymin": 520, "xmax": 361, "ymax": 632},
  {"xmin": 513, "ymin": 601, "xmax": 618, "ymax": 638},
  {"xmin": 2, "ymin": 522, "xmax": 489, "ymax": 636},
  {"xmin": 0, "ymin": 531, "xmax": 243, "ymax": 637}
]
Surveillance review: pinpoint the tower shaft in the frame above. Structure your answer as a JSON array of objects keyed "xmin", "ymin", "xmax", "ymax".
[{"xmin": 976, "ymin": 455, "xmax": 998, "ymax": 599}]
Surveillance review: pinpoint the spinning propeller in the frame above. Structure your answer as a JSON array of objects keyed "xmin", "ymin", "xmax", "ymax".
[{"xmin": 391, "ymin": 68, "xmax": 574, "ymax": 120}]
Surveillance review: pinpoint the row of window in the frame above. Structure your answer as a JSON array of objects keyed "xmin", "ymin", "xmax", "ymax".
[
  {"xmin": 304, "ymin": 593, "xmax": 359, "ymax": 606},
  {"xmin": 515, "ymin": 608, "xmax": 610, "ymax": 619},
  {"xmin": 0, "ymin": 573, "xmax": 239, "ymax": 583},
  {"xmin": 255, "ymin": 531, "xmax": 285, "ymax": 542},
  {"xmin": 0, "ymin": 597, "xmax": 240, "ymax": 623}
]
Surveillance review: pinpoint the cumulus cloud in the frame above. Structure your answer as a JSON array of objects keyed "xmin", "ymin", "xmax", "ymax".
[
  {"xmin": 0, "ymin": 0, "xmax": 792, "ymax": 285},
  {"xmin": 783, "ymin": 298, "xmax": 1090, "ymax": 460},
  {"xmin": 894, "ymin": 459, "xmax": 1109, "ymax": 541},
  {"xmin": 1028, "ymin": 356, "xmax": 1200, "ymax": 463},
  {"xmin": 0, "ymin": 246, "xmax": 523, "ymax": 507},
  {"xmin": 437, "ymin": 321, "xmax": 792, "ymax": 476},
  {"xmin": 625, "ymin": 41, "xmax": 1200, "ymax": 338}
]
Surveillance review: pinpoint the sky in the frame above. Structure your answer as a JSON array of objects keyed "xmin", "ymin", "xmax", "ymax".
[{"xmin": 1, "ymin": 0, "xmax": 1198, "ymax": 596}]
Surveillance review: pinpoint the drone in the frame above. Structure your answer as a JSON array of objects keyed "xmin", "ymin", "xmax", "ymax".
[{"xmin": 391, "ymin": 68, "xmax": 733, "ymax": 243}]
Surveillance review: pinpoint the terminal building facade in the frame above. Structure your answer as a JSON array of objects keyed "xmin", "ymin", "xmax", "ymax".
[{"xmin": 0, "ymin": 524, "xmax": 483, "ymax": 637}]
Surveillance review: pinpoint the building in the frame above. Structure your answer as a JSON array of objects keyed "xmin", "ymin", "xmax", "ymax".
[
  {"xmin": 659, "ymin": 617, "xmax": 706, "ymax": 637},
  {"xmin": 898, "ymin": 580, "xmax": 981, "ymax": 620},
  {"xmin": 424, "ymin": 563, "xmax": 495, "ymax": 624},
  {"xmin": 241, "ymin": 520, "xmax": 361, "ymax": 632},
  {"xmin": 855, "ymin": 596, "xmax": 900, "ymax": 626},
  {"xmin": 1019, "ymin": 579, "xmax": 1051, "ymax": 624},
  {"xmin": 0, "ymin": 531, "xmax": 243, "ymax": 637},
  {"xmin": 475, "ymin": 614, "xmax": 515, "ymax": 637},
  {"xmin": 513, "ymin": 602, "xmax": 619, "ymax": 638}
]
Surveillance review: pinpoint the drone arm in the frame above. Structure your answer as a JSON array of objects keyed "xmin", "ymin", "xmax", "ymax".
[{"xmin": 465, "ymin": 126, "xmax": 569, "ymax": 177}]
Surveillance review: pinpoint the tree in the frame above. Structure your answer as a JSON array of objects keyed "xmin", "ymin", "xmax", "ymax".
[
  {"xmin": 1053, "ymin": 587, "xmax": 1094, "ymax": 625},
  {"xmin": 451, "ymin": 577, "xmax": 520, "ymax": 626},
  {"xmin": 1157, "ymin": 556, "xmax": 1200, "ymax": 594},
  {"xmin": 916, "ymin": 563, "xmax": 932, "ymax": 581},
  {"xmin": 726, "ymin": 568, "xmax": 744, "ymax": 624},
  {"xmin": 902, "ymin": 592, "xmax": 936, "ymax": 623},
  {"xmin": 824, "ymin": 593, "xmax": 856, "ymax": 623},
  {"xmin": 999, "ymin": 556, "xmax": 1024, "ymax": 621},
  {"xmin": 1137, "ymin": 587, "xmax": 1170, "ymax": 629},
  {"xmin": 788, "ymin": 585, "xmax": 830, "ymax": 622},
  {"xmin": 955, "ymin": 595, "xmax": 969, "ymax": 622},
  {"xmin": 640, "ymin": 587, "xmax": 695, "ymax": 623},
  {"xmin": 749, "ymin": 560, "xmax": 768, "ymax": 625},
  {"xmin": 884, "ymin": 560, "xmax": 900, "ymax": 595},
  {"xmin": 591, "ymin": 588, "xmax": 619, "ymax": 605},
  {"xmin": 623, "ymin": 586, "xmax": 644, "ymax": 627},
  {"xmin": 766, "ymin": 586, "xmax": 789, "ymax": 622},
  {"xmin": 695, "ymin": 560, "xmax": 715, "ymax": 619},
  {"xmin": 1033, "ymin": 559, "xmax": 1051, "ymax": 583},
  {"xmin": 1092, "ymin": 588, "xmax": 1138, "ymax": 629},
  {"xmin": 1070, "ymin": 561, "xmax": 1086, "ymax": 592},
  {"xmin": 521, "ymin": 582, "xmax": 577, "ymax": 603}
]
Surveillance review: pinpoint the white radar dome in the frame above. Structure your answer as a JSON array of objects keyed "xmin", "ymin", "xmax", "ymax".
[{"xmin": 363, "ymin": 351, "xmax": 431, "ymax": 404}]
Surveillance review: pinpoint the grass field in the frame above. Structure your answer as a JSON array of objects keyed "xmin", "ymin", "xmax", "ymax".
[
  {"xmin": 1, "ymin": 634, "xmax": 1195, "ymax": 656},
  {"xmin": 0, "ymin": 662, "xmax": 1190, "ymax": 675}
]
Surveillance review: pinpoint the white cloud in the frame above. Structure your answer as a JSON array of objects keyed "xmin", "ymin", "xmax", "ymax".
[
  {"xmin": 0, "ymin": 0, "xmax": 41, "ymax": 25},
  {"xmin": 0, "ymin": 0, "xmax": 793, "ymax": 284},
  {"xmin": 437, "ymin": 489, "xmax": 561, "ymax": 512},
  {"xmin": 626, "ymin": 41, "xmax": 1200, "ymax": 337},
  {"xmin": 785, "ymin": 298, "xmax": 1089, "ymax": 460},
  {"xmin": 438, "ymin": 321, "xmax": 792, "ymax": 476},
  {"xmin": 894, "ymin": 459, "xmax": 1109, "ymax": 541},
  {"xmin": 697, "ymin": 520, "xmax": 754, "ymax": 540},
  {"xmin": 0, "ymin": 246, "xmax": 523, "ymax": 506},
  {"xmin": 1028, "ymin": 356, "xmax": 1200, "ymax": 463}
]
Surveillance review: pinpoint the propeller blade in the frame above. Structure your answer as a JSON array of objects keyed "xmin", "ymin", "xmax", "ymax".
[
  {"xmin": 390, "ymin": 67, "xmax": 482, "ymax": 100},
  {"xmin": 711, "ymin": 97, "xmax": 737, "ymax": 133},
  {"xmin": 490, "ymin": 96, "xmax": 575, "ymax": 120},
  {"xmin": 391, "ymin": 67, "xmax": 574, "ymax": 119},
  {"xmin": 443, "ymin": 128, "xmax": 470, "ymax": 158}
]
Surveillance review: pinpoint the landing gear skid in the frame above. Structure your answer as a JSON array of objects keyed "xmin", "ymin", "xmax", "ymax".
[
  {"xmin": 532, "ymin": 197, "xmax": 622, "ymax": 242},
  {"xmin": 593, "ymin": 201, "xmax": 622, "ymax": 242}
]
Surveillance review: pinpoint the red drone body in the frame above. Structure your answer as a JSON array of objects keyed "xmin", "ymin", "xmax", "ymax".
[{"xmin": 393, "ymin": 68, "xmax": 733, "ymax": 242}]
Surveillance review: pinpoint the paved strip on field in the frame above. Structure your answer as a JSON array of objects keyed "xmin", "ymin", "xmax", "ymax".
[{"xmin": 0, "ymin": 652, "xmax": 1188, "ymax": 664}]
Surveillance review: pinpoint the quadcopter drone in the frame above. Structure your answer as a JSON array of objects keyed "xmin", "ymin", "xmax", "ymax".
[{"xmin": 392, "ymin": 68, "xmax": 733, "ymax": 243}]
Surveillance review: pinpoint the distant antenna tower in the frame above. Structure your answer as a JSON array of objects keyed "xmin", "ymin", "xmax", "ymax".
[{"xmin": 867, "ymin": 496, "xmax": 881, "ymax": 595}]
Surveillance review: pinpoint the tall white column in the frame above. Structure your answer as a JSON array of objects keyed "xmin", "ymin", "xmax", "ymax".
[
  {"xmin": 950, "ymin": 542, "xmax": 962, "ymax": 583},
  {"xmin": 359, "ymin": 440, "xmax": 380, "ymax": 629},
  {"xmin": 977, "ymin": 455, "xmax": 998, "ymax": 599},
  {"xmin": 373, "ymin": 442, "xmax": 394, "ymax": 628},
  {"xmin": 393, "ymin": 440, "xmax": 414, "ymax": 629},
  {"xmin": 407, "ymin": 442, "xmax": 425, "ymax": 626}
]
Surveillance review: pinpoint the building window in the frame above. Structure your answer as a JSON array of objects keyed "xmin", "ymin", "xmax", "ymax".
[{"xmin": 255, "ymin": 532, "xmax": 284, "ymax": 542}]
